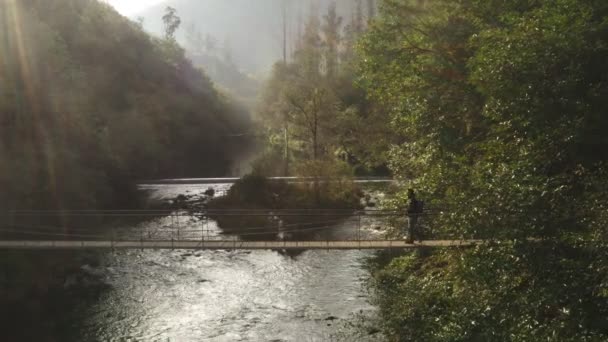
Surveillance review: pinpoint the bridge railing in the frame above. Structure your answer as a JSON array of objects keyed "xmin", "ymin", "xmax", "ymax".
[{"xmin": 0, "ymin": 209, "xmax": 440, "ymax": 242}]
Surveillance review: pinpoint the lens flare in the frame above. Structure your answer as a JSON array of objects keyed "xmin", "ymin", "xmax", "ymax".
[{"xmin": 4, "ymin": 1, "xmax": 65, "ymax": 224}]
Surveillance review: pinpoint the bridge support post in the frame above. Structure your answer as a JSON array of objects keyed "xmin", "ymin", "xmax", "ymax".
[
  {"xmin": 111, "ymin": 228, "xmax": 116, "ymax": 253},
  {"xmin": 205, "ymin": 217, "xmax": 209, "ymax": 241},
  {"xmin": 358, "ymin": 214, "xmax": 362, "ymax": 250},
  {"xmin": 176, "ymin": 211, "xmax": 180, "ymax": 230}
]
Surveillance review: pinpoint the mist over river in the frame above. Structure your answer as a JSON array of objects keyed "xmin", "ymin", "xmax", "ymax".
[{"xmin": 65, "ymin": 181, "xmax": 385, "ymax": 341}]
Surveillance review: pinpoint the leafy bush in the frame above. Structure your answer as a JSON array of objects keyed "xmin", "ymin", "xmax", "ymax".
[
  {"xmin": 370, "ymin": 242, "xmax": 608, "ymax": 341},
  {"xmin": 207, "ymin": 172, "xmax": 363, "ymax": 239}
]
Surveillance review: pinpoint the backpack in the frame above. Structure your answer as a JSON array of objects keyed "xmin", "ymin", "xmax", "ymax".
[
  {"xmin": 407, "ymin": 199, "xmax": 424, "ymax": 214},
  {"xmin": 415, "ymin": 200, "xmax": 424, "ymax": 214}
]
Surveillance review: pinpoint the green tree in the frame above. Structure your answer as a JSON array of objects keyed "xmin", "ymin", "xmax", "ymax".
[
  {"xmin": 367, "ymin": 0, "xmax": 376, "ymax": 20},
  {"xmin": 257, "ymin": 1, "xmax": 391, "ymax": 176},
  {"xmin": 162, "ymin": 6, "xmax": 181, "ymax": 40},
  {"xmin": 322, "ymin": 2, "xmax": 343, "ymax": 78},
  {"xmin": 185, "ymin": 22, "xmax": 204, "ymax": 54}
]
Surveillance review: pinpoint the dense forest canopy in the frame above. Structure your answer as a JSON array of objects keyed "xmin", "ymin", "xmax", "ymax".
[
  {"xmin": 0, "ymin": 0, "xmax": 251, "ymax": 210},
  {"xmin": 360, "ymin": 0, "xmax": 608, "ymax": 240},
  {"xmin": 355, "ymin": 0, "xmax": 608, "ymax": 340}
]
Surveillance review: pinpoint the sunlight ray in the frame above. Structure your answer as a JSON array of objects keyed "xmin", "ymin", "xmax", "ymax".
[
  {"xmin": 7, "ymin": 0, "xmax": 34, "ymax": 109},
  {"xmin": 7, "ymin": 0, "xmax": 63, "ymax": 219}
]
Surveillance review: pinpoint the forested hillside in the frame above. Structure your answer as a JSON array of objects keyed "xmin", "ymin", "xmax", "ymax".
[
  {"xmin": 187, "ymin": 53, "xmax": 261, "ymax": 108},
  {"xmin": 0, "ymin": 0, "xmax": 251, "ymax": 210}
]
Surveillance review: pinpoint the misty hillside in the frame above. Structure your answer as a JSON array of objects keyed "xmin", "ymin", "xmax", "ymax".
[
  {"xmin": 138, "ymin": 0, "xmax": 374, "ymax": 75},
  {"xmin": 188, "ymin": 53, "xmax": 261, "ymax": 107},
  {"xmin": 0, "ymin": 0, "xmax": 251, "ymax": 210}
]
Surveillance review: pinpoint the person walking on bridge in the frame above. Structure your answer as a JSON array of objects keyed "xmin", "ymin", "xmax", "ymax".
[{"xmin": 405, "ymin": 189, "xmax": 424, "ymax": 243}]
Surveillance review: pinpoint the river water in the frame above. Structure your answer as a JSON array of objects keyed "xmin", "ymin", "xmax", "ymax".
[{"xmin": 71, "ymin": 182, "xmax": 385, "ymax": 341}]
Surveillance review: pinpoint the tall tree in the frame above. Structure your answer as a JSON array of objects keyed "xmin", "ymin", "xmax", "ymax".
[
  {"xmin": 342, "ymin": 0, "xmax": 365, "ymax": 66},
  {"xmin": 281, "ymin": 0, "xmax": 289, "ymax": 63},
  {"xmin": 204, "ymin": 34, "xmax": 218, "ymax": 55},
  {"xmin": 295, "ymin": 7, "xmax": 323, "ymax": 78},
  {"xmin": 184, "ymin": 22, "xmax": 204, "ymax": 54},
  {"xmin": 222, "ymin": 37, "xmax": 234, "ymax": 65},
  {"xmin": 354, "ymin": 0, "xmax": 365, "ymax": 33},
  {"xmin": 322, "ymin": 2, "xmax": 343, "ymax": 78},
  {"xmin": 366, "ymin": 0, "xmax": 376, "ymax": 20},
  {"xmin": 162, "ymin": 6, "xmax": 181, "ymax": 40}
]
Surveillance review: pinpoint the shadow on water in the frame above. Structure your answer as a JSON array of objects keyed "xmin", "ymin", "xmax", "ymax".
[{"xmin": 206, "ymin": 211, "xmax": 361, "ymax": 258}]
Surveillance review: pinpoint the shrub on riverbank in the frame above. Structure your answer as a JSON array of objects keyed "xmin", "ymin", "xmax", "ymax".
[
  {"xmin": 368, "ymin": 242, "xmax": 608, "ymax": 341},
  {"xmin": 207, "ymin": 172, "xmax": 363, "ymax": 239}
]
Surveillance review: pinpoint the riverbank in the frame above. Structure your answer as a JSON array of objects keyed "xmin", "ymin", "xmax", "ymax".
[{"xmin": 365, "ymin": 241, "xmax": 608, "ymax": 340}]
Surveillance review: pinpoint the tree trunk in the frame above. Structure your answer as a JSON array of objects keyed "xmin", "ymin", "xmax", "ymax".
[
  {"xmin": 284, "ymin": 124, "xmax": 289, "ymax": 176},
  {"xmin": 313, "ymin": 111, "xmax": 318, "ymax": 160},
  {"xmin": 282, "ymin": 1, "xmax": 287, "ymax": 63},
  {"xmin": 312, "ymin": 110, "xmax": 320, "ymax": 205}
]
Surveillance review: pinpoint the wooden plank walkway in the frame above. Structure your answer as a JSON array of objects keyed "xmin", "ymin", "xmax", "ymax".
[{"xmin": 0, "ymin": 240, "xmax": 481, "ymax": 250}]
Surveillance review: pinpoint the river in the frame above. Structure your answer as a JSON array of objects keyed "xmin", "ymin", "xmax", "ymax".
[{"xmin": 66, "ymin": 181, "xmax": 386, "ymax": 341}]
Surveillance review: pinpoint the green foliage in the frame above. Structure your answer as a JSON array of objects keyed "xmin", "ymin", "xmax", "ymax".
[
  {"xmin": 358, "ymin": 0, "xmax": 608, "ymax": 339},
  {"xmin": 0, "ymin": 0, "xmax": 251, "ymax": 211},
  {"xmin": 360, "ymin": 0, "xmax": 608, "ymax": 240},
  {"xmin": 209, "ymin": 171, "xmax": 362, "ymax": 211},
  {"xmin": 371, "ymin": 242, "xmax": 608, "ymax": 341},
  {"xmin": 256, "ymin": 3, "xmax": 393, "ymax": 176},
  {"xmin": 162, "ymin": 6, "xmax": 181, "ymax": 40},
  {"xmin": 207, "ymin": 173, "xmax": 362, "ymax": 239},
  {"xmin": 294, "ymin": 159, "xmax": 361, "ymax": 207}
]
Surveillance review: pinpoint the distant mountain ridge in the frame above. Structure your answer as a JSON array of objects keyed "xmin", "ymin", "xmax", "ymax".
[{"xmin": 137, "ymin": 0, "xmax": 368, "ymax": 75}]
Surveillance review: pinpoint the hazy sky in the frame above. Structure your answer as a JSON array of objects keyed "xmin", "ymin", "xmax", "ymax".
[{"xmin": 104, "ymin": 0, "xmax": 165, "ymax": 15}]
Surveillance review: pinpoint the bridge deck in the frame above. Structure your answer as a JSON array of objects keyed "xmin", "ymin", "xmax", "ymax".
[{"xmin": 0, "ymin": 240, "xmax": 480, "ymax": 250}]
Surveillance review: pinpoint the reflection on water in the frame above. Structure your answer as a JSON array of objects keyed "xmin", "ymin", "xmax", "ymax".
[
  {"xmin": 80, "ymin": 249, "xmax": 376, "ymax": 341},
  {"xmin": 75, "ymin": 183, "xmax": 383, "ymax": 341}
]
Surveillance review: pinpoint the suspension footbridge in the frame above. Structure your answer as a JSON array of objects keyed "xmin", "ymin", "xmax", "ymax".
[
  {"xmin": 0, "ymin": 239, "xmax": 479, "ymax": 250},
  {"xmin": 0, "ymin": 208, "xmax": 470, "ymax": 251}
]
